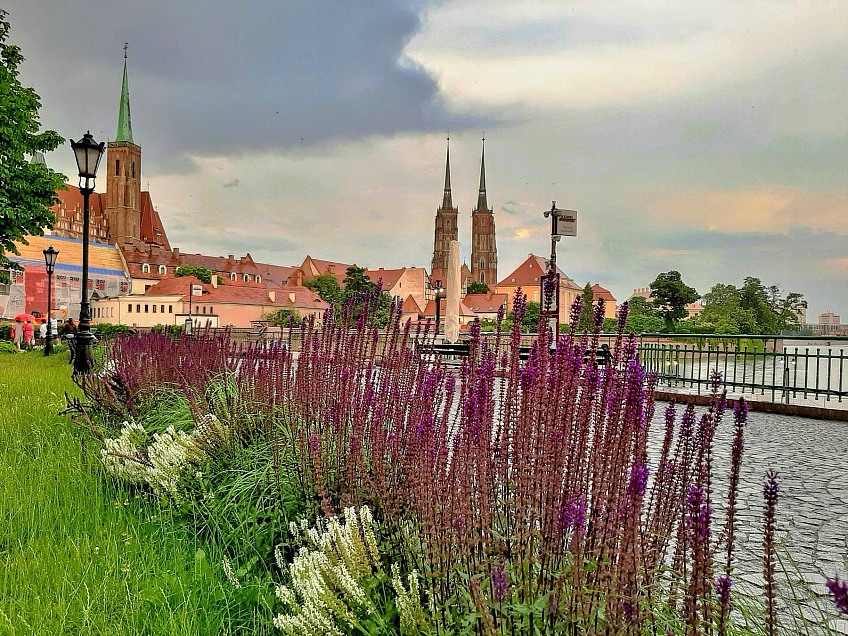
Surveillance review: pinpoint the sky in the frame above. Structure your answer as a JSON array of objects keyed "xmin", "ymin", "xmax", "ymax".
[{"xmin": 6, "ymin": 0, "xmax": 847, "ymax": 319}]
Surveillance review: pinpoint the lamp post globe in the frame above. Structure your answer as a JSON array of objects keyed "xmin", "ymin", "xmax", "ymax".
[
  {"xmin": 42, "ymin": 245, "xmax": 59, "ymax": 356},
  {"xmin": 69, "ymin": 131, "xmax": 105, "ymax": 374}
]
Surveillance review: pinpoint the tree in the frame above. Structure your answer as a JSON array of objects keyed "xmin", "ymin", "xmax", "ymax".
[
  {"xmin": 264, "ymin": 308, "xmax": 301, "ymax": 327},
  {"xmin": 466, "ymin": 281, "xmax": 490, "ymax": 295},
  {"xmin": 625, "ymin": 313, "xmax": 665, "ymax": 334},
  {"xmin": 304, "ymin": 273, "xmax": 342, "ymax": 307},
  {"xmin": 649, "ymin": 271, "xmax": 699, "ymax": 330},
  {"xmin": 521, "ymin": 300, "xmax": 541, "ymax": 333},
  {"xmin": 627, "ymin": 296, "xmax": 656, "ymax": 317},
  {"xmin": 341, "ymin": 266, "xmax": 374, "ymax": 296},
  {"xmin": 0, "ymin": 12, "xmax": 66, "ymax": 283},
  {"xmin": 174, "ymin": 265, "xmax": 214, "ymax": 284},
  {"xmin": 577, "ymin": 283, "xmax": 595, "ymax": 332}
]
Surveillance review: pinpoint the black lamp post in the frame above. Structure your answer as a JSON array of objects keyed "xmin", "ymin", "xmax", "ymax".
[
  {"xmin": 434, "ymin": 279, "xmax": 446, "ymax": 335},
  {"xmin": 70, "ymin": 131, "xmax": 105, "ymax": 374},
  {"xmin": 42, "ymin": 245, "xmax": 59, "ymax": 356}
]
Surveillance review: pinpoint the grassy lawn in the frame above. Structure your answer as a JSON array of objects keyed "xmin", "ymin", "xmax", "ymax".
[{"xmin": 0, "ymin": 352, "xmax": 236, "ymax": 635}]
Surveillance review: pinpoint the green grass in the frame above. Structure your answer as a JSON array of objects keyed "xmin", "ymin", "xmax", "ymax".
[{"xmin": 0, "ymin": 351, "xmax": 242, "ymax": 635}]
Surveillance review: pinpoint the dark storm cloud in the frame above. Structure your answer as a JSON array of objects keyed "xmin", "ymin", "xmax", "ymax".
[{"xmin": 5, "ymin": 0, "xmax": 480, "ymax": 172}]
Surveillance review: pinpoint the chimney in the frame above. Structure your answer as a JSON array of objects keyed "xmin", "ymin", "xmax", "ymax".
[
  {"xmin": 268, "ymin": 290, "xmax": 275, "ymax": 303},
  {"xmin": 173, "ymin": 247, "xmax": 180, "ymax": 258},
  {"xmin": 228, "ymin": 255, "xmax": 234, "ymax": 264},
  {"xmin": 211, "ymin": 275, "xmax": 218, "ymax": 289}
]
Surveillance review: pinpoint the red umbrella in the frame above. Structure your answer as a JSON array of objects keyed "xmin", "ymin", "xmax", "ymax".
[{"xmin": 14, "ymin": 313, "xmax": 35, "ymax": 321}]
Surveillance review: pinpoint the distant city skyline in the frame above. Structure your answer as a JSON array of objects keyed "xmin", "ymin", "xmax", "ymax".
[{"xmin": 5, "ymin": 0, "xmax": 847, "ymax": 317}]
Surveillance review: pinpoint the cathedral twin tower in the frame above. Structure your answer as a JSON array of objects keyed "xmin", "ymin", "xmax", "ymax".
[{"xmin": 431, "ymin": 139, "xmax": 498, "ymax": 288}]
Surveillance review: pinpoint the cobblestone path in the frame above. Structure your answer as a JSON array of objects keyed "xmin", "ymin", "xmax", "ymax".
[{"xmin": 648, "ymin": 402, "xmax": 848, "ymax": 633}]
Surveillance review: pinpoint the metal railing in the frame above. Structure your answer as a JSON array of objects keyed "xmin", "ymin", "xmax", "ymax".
[{"xmin": 633, "ymin": 334, "xmax": 848, "ymax": 405}]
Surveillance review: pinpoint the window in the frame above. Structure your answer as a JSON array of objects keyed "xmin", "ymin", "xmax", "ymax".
[
  {"xmin": 97, "ymin": 279, "xmax": 105, "ymax": 291},
  {"xmin": 480, "ymin": 272, "xmax": 485, "ymax": 283},
  {"xmin": 115, "ymin": 159, "xmax": 120, "ymax": 176},
  {"xmin": 243, "ymin": 274, "xmax": 249, "ymax": 282},
  {"xmin": 142, "ymin": 263, "xmax": 150, "ymax": 274},
  {"xmin": 136, "ymin": 304, "xmax": 141, "ymax": 313},
  {"xmin": 480, "ymin": 261, "xmax": 484, "ymax": 270},
  {"xmin": 158, "ymin": 265, "xmax": 167, "ymax": 275},
  {"xmin": 87, "ymin": 280, "xmax": 93, "ymax": 290},
  {"xmin": 153, "ymin": 305, "xmax": 157, "ymax": 313},
  {"xmin": 120, "ymin": 281, "xmax": 128, "ymax": 293},
  {"xmin": 128, "ymin": 304, "xmax": 132, "ymax": 313},
  {"xmin": 255, "ymin": 275, "xmax": 261, "ymax": 283},
  {"xmin": 202, "ymin": 306, "xmax": 206, "ymax": 314},
  {"xmin": 168, "ymin": 305, "xmax": 172, "ymax": 313},
  {"xmin": 132, "ymin": 162, "xmax": 135, "ymax": 178},
  {"xmin": 144, "ymin": 304, "xmax": 149, "ymax": 313},
  {"xmin": 57, "ymin": 276, "xmax": 67, "ymax": 288},
  {"xmin": 14, "ymin": 272, "xmax": 23, "ymax": 284},
  {"xmin": 209, "ymin": 306, "xmax": 214, "ymax": 314},
  {"xmin": 145, "ymin": 284, "xmax": 152, "ymax": 291},
  {"xmin": 230, "ymin": 273, "xmax": 237, "ymax": 281},
  {"xmin": 160, "ymin": 305, "xmax": 165, "ymax": 314}
]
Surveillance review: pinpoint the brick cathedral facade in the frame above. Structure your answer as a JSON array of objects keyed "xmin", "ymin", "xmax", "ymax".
[{"xmin": 431, "ymin": 139, "xmax": 497, "ymax": 287}]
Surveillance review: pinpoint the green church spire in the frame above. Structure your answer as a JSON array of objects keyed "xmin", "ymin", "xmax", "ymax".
[{"xmin": 115, "ymin": 43, "xmax": 133, "ymax": 143}]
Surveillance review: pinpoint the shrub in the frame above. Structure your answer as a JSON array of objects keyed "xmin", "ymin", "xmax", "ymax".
[
  {"xmin": 0, "ymin": 340, "xmax": 18, "ymax": 354},
  {"xmin": 0, "ymin": 324, "xmax": 11, "ymax": 340},
  {"xmin": 92, "ymin": 322, "xmax": 132, "ymax": 338}
]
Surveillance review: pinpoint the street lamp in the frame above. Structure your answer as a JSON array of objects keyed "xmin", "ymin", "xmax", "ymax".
[
  {"xmin": 42, "ymin": 245, "xmax": 59, "ymax": 356},
  {"xmin": 434, "ymin": 279, "xmax": 446, "ymax": 335},
  {"xmin": 541, "ymin": 201, "xmax": 577, "ymax": 341},
  {"xmin": 69, "ymin": 131, "xmax": 105, "ymax": 374}
]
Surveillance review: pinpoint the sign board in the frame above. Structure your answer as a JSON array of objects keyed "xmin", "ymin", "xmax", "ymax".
[
  {"xmin": 554, "ymin": 210, "xmax": 577, "ymax": 237},
  {"xmin": 191, "ymin": 284, "xmax": 203, "ymax": 296}
]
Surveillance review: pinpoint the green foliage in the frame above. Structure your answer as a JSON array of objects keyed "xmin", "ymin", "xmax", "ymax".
[
  {"xmin": 601, "ymin": 318, "xmax": 618, "ymax": 333},
  {"xmin": 649, "ymin": 270, "xmax": 699, "ymax": 329},
  {"xmin": 578, "ymin": 283, "xmax": 595, "ymax": 331},
  {"xmin": 264, "ymin": 308, "xmax": 301, "ymax": 327},
  {"xmin": 700, "ymin": 278, "xmax": 806, "ymax": 335},
  {"xmin": 0, "ymin": 353, "xmax": 247, "ymax": 634},
  {"xmin": 521, "ymin": 300, "xmax": 541, "ymax": 332},
  {"xmin": 0, "ymin": 12, "xmax": 67, "ymax": 284},
  {"xmin": 0, "ymin": 324, "xmax": 11, "ymax": 340},
  {"xmin": 466, "ymin": 280, "xmax": 490, "ymax": 295},
  {"xmin": 304, "ymin": 273, "xmax": 342, "ymax": 306},
  {"xmin": 92, "ymin": 322, "xmax": 132, "ymax": 337},
  {"xmin": 152, "ymin": 323, "xmax": 185, "ymax": 338},
  {"xmin": 625, "ymin": 313, "xmax": 665, "ymax": 334},
  {"xmin": 0, "ymin": 340, "xmax": 17, "ymax": 353},
  {"xmin": 175, "ymin": 265, "xmax": 214, "ymax": 284},
  {"xmin": 627, "ymin": 295, "xmax": 656, "ymax": 317}
]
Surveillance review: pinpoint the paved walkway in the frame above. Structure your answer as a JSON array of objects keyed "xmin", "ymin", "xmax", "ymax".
[{"xmin": 648, "ymin": 402, "xmax": 848, "ymax": 633}]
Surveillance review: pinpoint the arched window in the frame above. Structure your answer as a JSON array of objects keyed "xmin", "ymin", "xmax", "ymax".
[
  {"xmin": 158, "ymin": 265, "xmax": 167, "ymax": 275},
  {"xmin": 255, "ymin": 275, "xmax": 261, "ymax": 283},
  {"xmin": 243, "ymin": 274, "xmax": 249, "ymax": 282},
  {"xmin": 115, "ymin": 159, "xmax": 120, "ymax": 176},
  {"xmin": 142, "ymin": 263, "xmax": 150, "ymax": 274},
  {"xmin": 230, "ymin": 273, "xmax": 237, "ymax": 281},
  {"xmin": 480, "ymin": 272, "xmax": 485, "ymax": 283}
]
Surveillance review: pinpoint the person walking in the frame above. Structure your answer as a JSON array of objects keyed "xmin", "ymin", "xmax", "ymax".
[
  {"xmin": 12, "ymin": 319, "xmax": 23, "ymax": 351},
  {"xmin": 64, "ymin": 318, "xmax": 77, "ymax": 364},
  {"xmin": 38, "ymin": 319, "xmax": 47, "ymax": 345},
  {"xmin": 22, "ymin": 320, "xmax": 34, "ymax": 350}
]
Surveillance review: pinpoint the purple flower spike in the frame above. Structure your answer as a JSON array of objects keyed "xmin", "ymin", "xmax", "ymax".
[
  {"xmin": 733, "ymin": 398, "xmax": 749, "ymax": 424},
  {"xmin": 627, "ymin": 462, "xmax": 649, "ymax": 499},
  {"xmin": 826, "ymin": 576, "xmax": 848, "ymax": 615},
  {"xmin": 492, "ymin": 564, "xmax": 508, "ymax": 603},
  {"xmin": 716, "ymin": 575, "xmax": 732, "ymax": 607},
  {"xmin": 569, "ymin": 296, "xmax": 583, "ymax": 326}
]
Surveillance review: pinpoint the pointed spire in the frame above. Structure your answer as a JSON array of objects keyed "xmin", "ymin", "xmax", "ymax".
[
  {"xmin": 476, "ymin": 136, "xmax": 488, "ymax": 211},
  {"xmin": 115, "ymin": 43, "xmax": 133, "ymax": 143},
  {"xmin": 441, "ymin": 136, "xmax": 453, "ymax": 209}
]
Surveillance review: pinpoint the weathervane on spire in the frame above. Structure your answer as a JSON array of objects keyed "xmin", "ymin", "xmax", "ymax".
[{"xmin": 124, "ymin": 42, "xmax": 128, "ymax": 59}]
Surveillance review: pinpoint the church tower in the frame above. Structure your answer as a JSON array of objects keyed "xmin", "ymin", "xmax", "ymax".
[
  {"xmin": 431, "ymin": 138, "xmax": 458, "ymax": 284},
  {"xmin": 105, "ymin": 46, "xmax": 142, "ymax": 245},
  {"xmin": 471, "ymin": 139, "xmax": 497, "ymax": 287}
]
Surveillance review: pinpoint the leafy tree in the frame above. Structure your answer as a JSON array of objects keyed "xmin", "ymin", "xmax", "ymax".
[
  {"xmin": 174, "ymin": 265, "xmax": 214, "ymax": 284},
  {"xmin": 521, "ymin": 300, "xmax": 541, "ymax": 333},
  {"xmin": 601, "ymin": 318, "xmax": 618, "ymax": 333},
  {"xmin": 625, "ymin": 313, "xmax": 665, "ymax": 334},
  {"xmin": 341, "ymin": 266, "xmax": 374, "ymax": 296},
  {"xmin": 304, "ymin": 273, "xmax": 342, "ymax": 306},
  {"xmin": 577, "ymin": 283, "xmax": 595, "ymax": 331},
  {"xmin": 0, "ymin": 12, "xmax": 66, "ymax": 283},
  {"xmin": 649, "ymin": 271, "xmax": 699, "ymax": 330},
  {"xmin": 264, "ymin": 308, "xmax": 301, "ymax": 327},
  {"xmin": 466, "ymin": 281, "xmax": 490, "ymax": 295},
  {"xmin": 700, "ymin": 280, "xmax": 805, "ymax": 334},
  {"xmin": 627, "ymin": 296, "xmax": 656, "ymax": 317}
]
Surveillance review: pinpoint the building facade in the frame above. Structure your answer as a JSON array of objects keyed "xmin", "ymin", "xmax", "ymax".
[
  {"xmin": 431, "ymin": 139, "xmax": 458, "ymax": 285},
  {"xmin": 470, "ymin": 140, "xmax": 497, "ymax": 287},
  {"xmin": 496, "ymin": 254, "xmax": 582, "ymax": 324}
]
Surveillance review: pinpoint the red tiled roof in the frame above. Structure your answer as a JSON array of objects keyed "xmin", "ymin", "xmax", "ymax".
[
  {"xmin": 497, "ymin": 254, "xmax": 581, "ymax": 290},
  {"xmin": 591, "ymin": 284, "xmax": 616, "ymax": 302},
  {"xmin": 401, "ymin": 295, "xmax": 422, "ymax": 314},
  {"xmin": 365, "ymin": 267, "xmax": 406, "ymax": 289},
  {"xmin": 143, "ymin": 276, "xmax": 328, "ymax": 310},
  {"xmin": 462, "ymin": 292, "xmax": 507, "ymax": 313},
  {"xmin": 139, "ymin": 191, "xmax": 171, "ymax": 249},
  {"xmin": 53, "ymin": 185, "xmax": 107, "ymax": 224}
]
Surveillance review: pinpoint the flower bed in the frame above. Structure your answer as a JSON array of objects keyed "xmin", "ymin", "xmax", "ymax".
[{"xmin": 70, "ymin": 291, "xmax": 847, "ymax": 634}]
